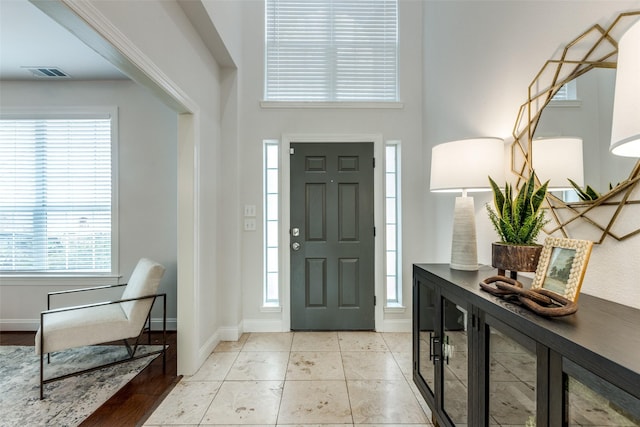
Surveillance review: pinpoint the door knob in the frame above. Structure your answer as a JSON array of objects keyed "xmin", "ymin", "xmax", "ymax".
[{"xmin": 292, "ymin": 242, "xmax": 301, "ymax": 251}]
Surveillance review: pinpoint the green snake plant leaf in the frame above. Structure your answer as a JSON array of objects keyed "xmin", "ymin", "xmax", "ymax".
[
  {"xmin": 517, "ymin": 174, "xmax": 536, "ymax": 227},
  {"xmin": 489, "ymin": 176, "xmax": 505, "ymax": 214},
  {"xmin": 530, "ymin": 179, "xmax": 549, "ymax": 214},
  {"xmin": 586, "ymin": 185, "xmax": 600, "ymax": 200},
  {"xmin": 568, "ymin": 178, "xmax": 591, "ymax": 200},
  {"xmin": 501, "ymin": 184, "xmax": 513, "ymax": 230}
]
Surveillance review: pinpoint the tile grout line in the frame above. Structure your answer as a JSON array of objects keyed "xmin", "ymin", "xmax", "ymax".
[
  {"xmin": 273, "ymin": 331, "xmax": 295, "ymax": 426},
  {"xmin": 196, "ymin": 333, "xmax": 247, "ymax": 426},
  {"xmin": 340, "ymin": 335, "xmax": 357, "ymax": 426}
]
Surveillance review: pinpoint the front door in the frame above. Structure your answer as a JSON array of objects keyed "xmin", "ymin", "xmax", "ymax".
[{"xmin": 290, "ymin": 142, "xmax": 375, "ymax": 330}]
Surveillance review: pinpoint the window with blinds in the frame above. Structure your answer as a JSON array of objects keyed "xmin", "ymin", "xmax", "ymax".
[
  {"xmin": 265, "ymin": 0, "xmax": 398, "ymax": 102},
  {"xmin": 0, "ymin": 117, "xmax": 113, "ymax": 273},
  {"xmin": 552, "ymin": 79, "xmax": 577, "ymax": 101}
]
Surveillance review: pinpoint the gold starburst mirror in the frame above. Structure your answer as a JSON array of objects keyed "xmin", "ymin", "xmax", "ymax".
[{"xmin": 511, "ymin": 11, "xmax": 640, "ymax": 244}]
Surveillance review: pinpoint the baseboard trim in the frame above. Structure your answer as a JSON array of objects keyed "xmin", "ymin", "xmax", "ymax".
[
  {"xmin": 241, "ymin": 318, "xmax": 410, "ymax": 333},
  {"xmin": 379, "ymin": 318, "xmax": 412, "ymax": 332},
  {"xmin": 217, "ymin": 322, "xmax": 244, "ymax": 341},
  {"xmin": 0, "ymin": 319, "xmax": 39, "ymax": 331},
  {"xmin": 193, "ymin": 322, "xmax": 244, "ymax": 372},
  {"xmin": 197, "ymin": 330, "xmax": 220, "ymax": 367},
  {"xmin": 149, "ymin": 318, "xmax": 178, "ymax": 331},
  {"xmin": 242, "ymin": 318, "xmax": 285, "ymax": 332}
]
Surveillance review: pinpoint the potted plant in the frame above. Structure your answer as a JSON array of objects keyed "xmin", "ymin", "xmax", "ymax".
[{"xmin": 486, "ymin": 173, "xmax": 549, "ymax": 279}]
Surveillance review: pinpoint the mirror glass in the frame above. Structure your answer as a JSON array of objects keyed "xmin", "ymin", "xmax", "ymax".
[{"xmin": 534, "ymin": 68, "xmax": 637, "ymax": 200}]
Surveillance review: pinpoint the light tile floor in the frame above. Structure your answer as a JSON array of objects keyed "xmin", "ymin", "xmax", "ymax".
[{"xmin": 144, "ymin": 331, "xmax": 433, "ymax": 426}]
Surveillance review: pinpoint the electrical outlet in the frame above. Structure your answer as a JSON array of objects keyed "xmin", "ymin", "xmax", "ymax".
[{"xmin": 244, "ymin": 218, "xmax": 256, "ymax": 231}]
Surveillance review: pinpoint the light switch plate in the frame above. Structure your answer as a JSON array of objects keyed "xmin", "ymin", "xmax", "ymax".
[{"xmin": 244, "ymin": 204, "xmax": 256, "ymax": 217}]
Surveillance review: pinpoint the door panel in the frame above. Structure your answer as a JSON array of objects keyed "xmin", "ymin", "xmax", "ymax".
[
  {"xmin": 290, "ymin": 142, "xmax": 374, "ymax": 330},
  {"xmin": 338, "ymin": 183, "xmax": 359, "ymax": 241},
  {"xmin": 306, "ymin": 258, "xmax": 327, "ymax": 307},
  {"xmin": 338, "ymin": 258, "xmax": 359, "ymax": 307},
  {"xmin": 306, "ymin": 183, "xmax": 326, "ymax": 240}
]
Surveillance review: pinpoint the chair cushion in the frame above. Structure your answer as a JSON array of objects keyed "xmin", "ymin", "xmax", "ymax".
[
  {"xmin": 120, "ymin": 258, "xmax": 166, "ymax": 328},
  {"xmin": 35, "ymin": 304, "xmax": 139, "ymax": 354}
]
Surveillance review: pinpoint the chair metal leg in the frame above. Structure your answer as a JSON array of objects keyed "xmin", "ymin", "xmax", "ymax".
[
  {"xmin": 162, "ymin": 294, "xmax": 167, "ymax": 373},
  {"xmin": 40, "ymin": 352, "xmax": 44, "ymax": 400},
  {"xmin": 40, "ymin": 311, "xmax": 45, "ymax": 399},
  {"xmin": 147, "ymin": 313, "xmax": 152, "ymax": 345},
  {"xmin": 124, "ymin": 339, "xmax": 134, "ymax": 357}
]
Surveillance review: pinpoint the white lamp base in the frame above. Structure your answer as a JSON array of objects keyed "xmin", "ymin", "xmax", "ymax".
[{"xmin": 450, "ymin": 196, "xmax": 478, "ymax": 271}]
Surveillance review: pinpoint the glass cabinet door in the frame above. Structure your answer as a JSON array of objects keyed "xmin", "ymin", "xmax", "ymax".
[
  {"xmin": 417, "ymin": 280, "xmax": 436, "ymax": 395},
  {"xmin": 441, "ymin": 296, "xmax": 468, "ymax": 426},
  {"xmin": 487, "ymin": 323, "xmax": 537, "ymax": 426},
  {"xmin": 564, "ymin": 360, "xmax": 640, "ymax": 426}
]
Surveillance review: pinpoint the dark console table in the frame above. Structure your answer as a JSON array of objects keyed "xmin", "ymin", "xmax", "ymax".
[{"xmin": 413, "ymin": 263, "xmax": 640, "ymax": 426}]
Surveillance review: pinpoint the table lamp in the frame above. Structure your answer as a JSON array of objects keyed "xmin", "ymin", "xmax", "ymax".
[
  {"xmin": 533, "ymin": 137, "xmax": 584, "ymax": 190},
  {"xmin": 610, "ymin": 18, "xmax": 640, "ymax": 157},
  {"xmin": 430, "ymin": 137, "xmax": 505, "ymax": 270}
]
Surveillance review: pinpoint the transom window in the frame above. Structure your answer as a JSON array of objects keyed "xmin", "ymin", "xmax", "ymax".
[
  {"xmin": 0, "ymin": 116, "xmax": 114, "ymax": 273},
  {"xmin": 265, "ymin": 0, "xmax": 399, "ymax": 102}
]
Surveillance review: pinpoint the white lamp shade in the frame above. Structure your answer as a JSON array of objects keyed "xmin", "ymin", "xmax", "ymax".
[
  {"xmin": 430, "ymin": 137, "xmax": 505, "ymax": 192},
  {"xmin": 533, "ymin": 137, "xmax": 584, "ymax": 190},
  {"xmin": 610, "ymin": 18, "xmax": 640, "ymax": 157}
]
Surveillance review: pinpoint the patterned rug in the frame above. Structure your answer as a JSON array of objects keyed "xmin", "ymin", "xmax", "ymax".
[{"xmin": 0, "ymin": 344, "xmax": 162, "ymax": 427}]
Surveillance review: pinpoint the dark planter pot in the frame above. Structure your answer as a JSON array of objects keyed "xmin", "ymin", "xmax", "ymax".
[{"xmin": 491, "ymin": 242, "xmax": 542, "ymax": 279}]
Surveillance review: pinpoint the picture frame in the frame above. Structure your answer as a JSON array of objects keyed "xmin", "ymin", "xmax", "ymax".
[{"xmin": 531, "ymin": 237, "xmax": 594, "ymax": 302}]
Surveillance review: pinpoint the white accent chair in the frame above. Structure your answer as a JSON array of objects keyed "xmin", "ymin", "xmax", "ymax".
[{"xmin": 36, "ymin": 258, "xmax": 167, "ymax": 399}]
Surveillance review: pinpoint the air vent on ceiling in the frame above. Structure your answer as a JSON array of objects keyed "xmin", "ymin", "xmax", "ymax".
[{"xmin": 22, "ymin": 67, "xmax": 70, "ymax": 78}]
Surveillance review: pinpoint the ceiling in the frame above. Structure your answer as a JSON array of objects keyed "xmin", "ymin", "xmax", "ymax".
[{"xmin": 0, "ymin": 0, "xmax": 127, "ymax": 81}]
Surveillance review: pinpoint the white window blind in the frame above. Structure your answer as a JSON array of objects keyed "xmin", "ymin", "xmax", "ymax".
[
  {"xmin": 0, "ymin": 118, "xmax": 112, "ymax": 273},
  {"xmin": 552, "ymin": 79, "xmax": 577, "ymax": 101},
  {"xmin": 265, "ymin": 0, "xmax": 398, "ymax": 102}
]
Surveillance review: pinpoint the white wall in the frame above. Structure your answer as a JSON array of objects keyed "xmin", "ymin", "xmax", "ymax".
[
  {"xmin": 423, "ymin": 0, "xmax": 640, "ymax": 309},
  {"xmin": 201, "ymin": 0, "xmax": 243, "ymax": 65},
  {"xmin": 0, "ymin": 80, "xmax": 177, "ymax": 329}
]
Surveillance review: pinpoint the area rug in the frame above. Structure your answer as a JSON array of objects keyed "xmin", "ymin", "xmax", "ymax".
[{"xmin": 0, "ymin": 345, "xmax": 162, "ymax": 427}]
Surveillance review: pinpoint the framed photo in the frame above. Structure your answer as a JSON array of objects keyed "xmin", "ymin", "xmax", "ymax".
[{"xmin": 531, "ymin": 237, "xmax": 593, "ymax": 302}]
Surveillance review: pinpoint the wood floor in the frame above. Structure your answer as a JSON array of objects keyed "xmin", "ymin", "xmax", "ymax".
[{"xmin": 0, "ymin": 330, "xmax": 180, "ymax": 427}]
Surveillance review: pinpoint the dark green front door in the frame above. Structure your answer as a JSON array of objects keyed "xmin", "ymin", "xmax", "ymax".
[{"xmin": 290, "ymin": 142, "xmax": 375, "ymax": 330}]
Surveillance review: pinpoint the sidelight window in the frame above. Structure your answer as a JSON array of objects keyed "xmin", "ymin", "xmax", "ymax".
[
  {"xmin": 263, "ymin": 140, "xmax": 280, "ymax": 306},
  {"xmin": 385, "ymin": 142, "xmax": 401, "ymax": 305}
]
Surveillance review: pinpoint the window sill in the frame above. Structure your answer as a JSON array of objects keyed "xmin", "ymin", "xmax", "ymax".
[
  {"xmin": 0, "ymin": 274, "xmax": 122, "ymax": 286},
  {"xmin": 261, "ymin": 305, "xmax": 282, "ymax": 313},
  {"xmin": 260, "ymin": 101, "xmax": 404, "ymax": 110},
  {"xmin": 548, "ymin": 99, "xmax": 582, "ymax": 108}
]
